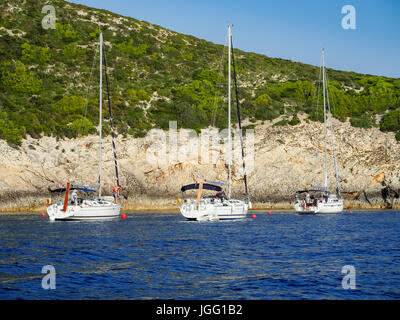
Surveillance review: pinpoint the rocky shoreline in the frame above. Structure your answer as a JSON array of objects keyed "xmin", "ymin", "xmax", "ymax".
[
  {"xmin": 1, "ymin": 117, "xmax": 400, "ymax": 213},
  {"xmin": 0, "ymin": 197, "xmax": 398, "ymax": 213}
]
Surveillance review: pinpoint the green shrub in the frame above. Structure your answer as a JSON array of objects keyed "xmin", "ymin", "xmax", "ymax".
[
  {"xmin": 0, "ymin": 61, "xmax": 42, "ymax": 94},
  {"xmin": 69, "ymin": 117, "xmax": 96, "ymax": 136},
  {"xmin": 21, "ymin": 43, "xmax": 51, "ymax": 64},
  {"xmin": 55, "ymin": 23, "xmax": 78, "ymax": 42},
  {"xmin": 125, "ymin": 88, "xmax": 151, "ymax": 104},
  {"xmin": 350, "ymin": 115, "xmax": 375, "ymax": 128},
  {"xmin": 115, "ymin": 40, "xmax": 148, "ymax": 57},
  {"xmin": 62, "ymin": 43, "xmax": 84, "ymax": 61},
  {"xmin": 288, "ymin": 117, "xmax": 300, "ymax": 126},
  {"xmin": 380, "ymin": 109, "xmax": 400, "ymax": 132},
  {"xmin": 395, "ymin": 131, "xmax": 400, "ymax": 142},
  {"xmin": 0, "ymin": 117, "xmax": 23, "ymax": 145},
  {"xmin": 273, "ymin": 119, "xmax": 288, "ymax": 127},
  {"xmin": 54, "ymin": 96, "xmax": 86, "ymax": 115}
]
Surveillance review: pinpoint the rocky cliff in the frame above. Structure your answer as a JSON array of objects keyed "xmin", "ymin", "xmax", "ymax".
[{"xmin": 1, "ymin": 117, "xmax": 400, "ymax": 212}]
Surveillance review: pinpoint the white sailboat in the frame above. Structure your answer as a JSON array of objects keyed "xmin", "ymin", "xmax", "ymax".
[
  {"xmin": 295, "ymin": 48, "xmax": 344, "ymax": 214},
  {"xmin": 179, "ymin": 25, "xmax": 252, "ymax": 221},
  {"xmin": 47, "ymin": 32, "xmax": 122, "ymax": 221}
]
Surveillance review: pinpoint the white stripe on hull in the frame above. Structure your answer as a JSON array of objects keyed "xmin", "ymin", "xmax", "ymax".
[
  {"xmin": 55, "ymin": 214, "xmax": 120, "ymax": 221},
  {"xmin": 219, "ymin": 215, "xmax": 247, "ymax": 220}
]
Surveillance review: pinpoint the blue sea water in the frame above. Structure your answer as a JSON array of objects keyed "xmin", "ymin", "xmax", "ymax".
[{"xmin": 0, "ymin": 210, "xmax": 399, "ymax": 300}]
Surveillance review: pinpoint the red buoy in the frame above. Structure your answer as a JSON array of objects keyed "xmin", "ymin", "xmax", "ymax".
[
  {"xmin": 268, "ymin": 211, "xmax": 272, "ymax": 215},
  {"xmin": 121, "ymin": 214, "xmax": 127, "ymax": 219},
  {"xmin": 349, "ymin": 210, "xmax": 353, "ymax": 213},
  {"xmin": 41, "ymin": 213, "xmax": 46, "ymax": 218},
  {"xmin": 252, "ymin": 214, "xmax": 257, "ymax": 219}
]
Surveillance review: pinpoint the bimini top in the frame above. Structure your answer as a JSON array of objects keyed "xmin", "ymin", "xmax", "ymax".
[
  {"xmin": 181, "ymin": 183, "xmax": 222, "ymax": 193},
  {"xmin": 295, "ymin": 189, "xmax": 326, "ymax": 194},
  {"xmin": 48, "ymin": 187, "xmax": 97, "ymax": 193}
]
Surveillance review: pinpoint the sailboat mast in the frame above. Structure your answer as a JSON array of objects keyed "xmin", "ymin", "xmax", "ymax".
[
  {"xmin": 322, "ymin": 48, "xmax": 328, "ymax": 190},
  {"xmin": 230, "ymin": 33, "xmax": 249, "ymax": 201},
  {"xmin": 102, "ymin": 45, "xmax": 120, "ymax": 188},
  {"xmin": 227, "ymin": 25, "xmax": 232, "ymax": 200},
  {"xmin": 98, "ymin": 32, "xmax": 103, "ymax": 198},
  {"xmin": 325, "ymin": 66, "xmax": 342, "ymax": 197}
]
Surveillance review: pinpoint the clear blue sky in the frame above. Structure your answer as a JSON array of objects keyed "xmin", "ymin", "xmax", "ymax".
[{"xmin": 68, "ymin": 0, "xmax": 400, "ymax": 78}]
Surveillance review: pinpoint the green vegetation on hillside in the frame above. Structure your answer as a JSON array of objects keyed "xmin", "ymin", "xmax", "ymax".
[{"xmin": 0, "ymin": 0, "xmax": 399, "ymax": 146}]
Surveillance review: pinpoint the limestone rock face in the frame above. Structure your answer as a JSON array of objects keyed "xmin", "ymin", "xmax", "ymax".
[{"xmin": 1, "ymin": 119, "xmax": 400, "ymax": 212}]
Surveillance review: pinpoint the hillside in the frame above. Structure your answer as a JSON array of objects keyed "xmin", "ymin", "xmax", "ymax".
[{"xmin": 1, "ymin": 0, "xmax": 400, "ymax": 147}]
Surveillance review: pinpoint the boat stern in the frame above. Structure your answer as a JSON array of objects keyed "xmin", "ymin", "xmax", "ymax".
[{"xmin": 46, "ymin": 204, "xmax": 72, "ymax": 221}]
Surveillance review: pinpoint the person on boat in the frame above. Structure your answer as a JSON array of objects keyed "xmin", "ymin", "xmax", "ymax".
[
  {"xmin": 305, "ymin": 191, "xmax": 310, "ymax": 205},
  {"xmin": 112, "ymin": 185, "xmax": 121, "ymax": 204},
  {"xmin": 216, "ymin": 191, "xmax": 227, "ymax": 201},
  {"xmin": 71, "ymin": 191, "xmax": 78, "ymax": 205}
]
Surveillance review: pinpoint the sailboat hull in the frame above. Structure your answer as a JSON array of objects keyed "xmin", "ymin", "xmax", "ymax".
[
  {"xmin": 180, "ymin": 200, "xmax": 248, "ymax": 221},
  {"xmin": 315, "ymin": 200, "xmax": 343, "ymax": 214},
  {"xmin": 47, "ymin": 201, "xmax": 121, "ymax": 221},
  {"xmin": 294, "ymin": 198, "xmax": 343, "ymax": 214}
]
